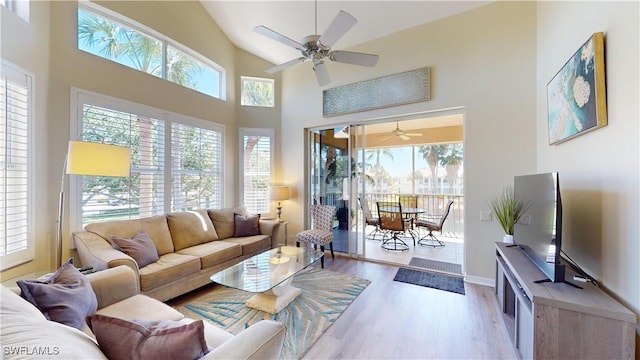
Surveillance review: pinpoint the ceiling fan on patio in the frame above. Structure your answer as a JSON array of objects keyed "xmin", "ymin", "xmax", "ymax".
[
  {"xmin": 383, "ymin": 122, "xmax": 423, "ymax": 141},
  {"xmin": 253, "ymin": 1, "xmax": 379, "ymax": 86}
]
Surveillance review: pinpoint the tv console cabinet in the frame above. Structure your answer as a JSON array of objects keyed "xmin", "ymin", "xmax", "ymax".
[{"xmin": 495, "ymin": 242, "xmax": 635, "ymax": 359}]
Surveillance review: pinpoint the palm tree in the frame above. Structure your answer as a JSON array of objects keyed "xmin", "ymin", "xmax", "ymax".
[
  {"xmin": 441, "ymin": 144, "xmax": 463, "ymax": 193},
  {"xmin": 417, "ymin": 145, "xmax": 447, "ymax": 193},
  {"xmin": 365, "ymin": 148, "xmax": 394, "ymax": 194}
]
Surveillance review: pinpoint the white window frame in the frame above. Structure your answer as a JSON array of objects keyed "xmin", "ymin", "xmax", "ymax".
[
  {"xmin": 78, "ymin": 1, "xmax": 226, "ymax": 100},
  {"xmin": 238, "ymin": 128, "xmax": 274, "ymax": 216},
  {"xmin": 240, "ymin": 76, "xmax": 275, "ymax": 107},
  {"xmin": 1, "ymin": 0, "xmax": 29, "ymax": 23},
  {"xmin": 69, "ymin": 88, "xmax": 225, "ymax": 237},
  {"xmin": 0, "ymin": 60, "xmax": 34, "ymax": 270}
]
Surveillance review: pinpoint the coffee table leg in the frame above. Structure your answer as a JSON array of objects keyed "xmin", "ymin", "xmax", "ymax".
[{"xmin": 246, "ymin": 278, "xmax": 302, "ymax": 314}]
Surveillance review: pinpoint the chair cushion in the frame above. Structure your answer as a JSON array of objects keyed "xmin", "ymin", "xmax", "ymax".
[
  {"xmin": 167, "ymin": 210, "xmax": 219, "ymax": 251},
  {"xmin": 96, "ymin": 294, "xmax": 184, "ymax": 322},
  {"xmin": 17, "ymin": 259, "xmax": 98, "ymax": 330},
  {"xmin": 110, "ymin": 230, "xmax": 159, "ymax": 269},
  {"xmin": 138, "ymin": 253, "xmax": 200, "ymax": 291},
  {"xmin": 87, "ymin": 315, "xmax": 209, "ymax": 360},
  {"xmin": 86, "ymin": 216, "xmax": 174, "ymax": 256},
  {"xmin": 296, "ymin": 229, "xmax": 333, "ymax": 245},
  {"xmin": 177, "ymin": 241, "xmax": 242, "ymax": 269}
]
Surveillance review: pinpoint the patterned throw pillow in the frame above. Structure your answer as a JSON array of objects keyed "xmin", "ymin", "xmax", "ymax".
[
  {"xmin": 233, "ymin": 213, "xmax": 261, "ymax": 237},
  {"xmin": 87, "ymin": 315, "xmax": 209, "ymax": 360},
  {"xmin": 17, "ymin": 259, "xmax": 98, "ymax": 330},
  {"xmin": 110, "ymin": 230, "xmax": 159, "ymax": 268}
]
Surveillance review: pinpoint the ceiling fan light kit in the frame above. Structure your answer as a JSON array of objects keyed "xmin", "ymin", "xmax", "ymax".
[{"xmin": 254, "ymin": 5, "xmax": 379, "ymax": 86}]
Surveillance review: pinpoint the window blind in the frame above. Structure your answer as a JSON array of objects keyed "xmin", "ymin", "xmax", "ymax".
[
  {"xmin": 242, "ymin": 133, "xmax": 272, "ymax": 214},
  {"xmin": 0, "ymin": 63, "xmax": 32, "ymax": 267},
  {"xmin": 171, "ymin": 123, "xmax": 222, "ymax": 211}
]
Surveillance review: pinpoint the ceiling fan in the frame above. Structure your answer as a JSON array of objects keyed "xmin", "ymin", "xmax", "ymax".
[
  {"xmin": 253, "ymin": 1, "xmax": 379, "ymax": 86},
  {"xmin": 382, "ymin": 122, "xmax": 423, "ymax": 141}
]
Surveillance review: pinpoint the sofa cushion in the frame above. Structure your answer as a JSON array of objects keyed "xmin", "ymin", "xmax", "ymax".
[
  {"xmin": 176, "ymin": 241, "xmax": 242, "ymax": 269},
  {"xmin": 86, "ymin": 216, "xmax": 174, "ymax": 256},
  {"xmin": 208, "ymin": 207, "xmax": 247, "ymax": 240},
  {"xmin": 1, "ymin": 286, "xmax": 106, "ymax": 359},
  {"xmin": 234, "ymin": 213, "xmax": 261, "ymax": 237},
  {"xmin": 87, "ymin": 315, "xmax": 208, "ymax": 360},
  {"xmin": 167, "ymin": 210, "xmax": 219, "ymax": 251},
  {"xmin": 17, "ymin": 260, "xmax": 98, "ymax": 330},
  {"xmin": 97, "ymin": 294, "xmax": 184, "ymax": 322},
  {"xmin": 224, "ymin": 235, "xmax": 271, "ymax": 256},
  {"xmin": 138, "ymin": 253, "xmax": 201, "ymax": 292},
  {"xmin": 110, "ymin": 230, "xmax": 159, "ymax": 268}
]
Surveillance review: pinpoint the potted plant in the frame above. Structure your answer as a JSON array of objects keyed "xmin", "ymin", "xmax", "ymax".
[{"xmin": 489, "ymin": 186, "xmax": 531, "ymax": 243}]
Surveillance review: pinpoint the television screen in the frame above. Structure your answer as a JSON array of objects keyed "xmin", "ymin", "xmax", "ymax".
[{"xmin": 513, "ymin": 172, "xmax": 565, "ymax": 282}]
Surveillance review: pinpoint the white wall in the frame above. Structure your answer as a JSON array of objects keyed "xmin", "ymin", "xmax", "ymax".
[
  {"xmin": 536, "ymin": 0, "xmax": 640, "ymax": 329},
  {"xmin": 280, "ymin": 1, "xmax": 538, "ymax": 281}
]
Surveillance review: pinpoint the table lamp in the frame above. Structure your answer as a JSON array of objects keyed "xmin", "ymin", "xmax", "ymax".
[
  {"xmin": 270, "ymin": 185, "xmax": 290, "ymax": 222},
  {"xmin": 57, "ymin": 141, "xmax": 131, "ymax": 268}
]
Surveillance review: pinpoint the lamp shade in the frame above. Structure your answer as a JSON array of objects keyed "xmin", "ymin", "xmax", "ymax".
[
  {"xmin": 270, "ymin": 186, "xmax": 290, "ymax": 201},
  {"xmin": 66, "ymin": 141, "xmax": 131, "ymax": 177}
]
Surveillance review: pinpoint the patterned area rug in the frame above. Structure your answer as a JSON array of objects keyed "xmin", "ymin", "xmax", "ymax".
[
  {"xmin": 409, "ymin": 257, "xmax": 463, "ymax": 275},
  {"xmin": 394, "ymin": 267, "xmax": 465, "ymax": 295},
  {"xmin": 175, "ymin": 267, "xmax": 370, "ymax": 359}
]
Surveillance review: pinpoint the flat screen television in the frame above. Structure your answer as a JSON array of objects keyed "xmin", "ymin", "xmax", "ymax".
[{"xmin": 513, "ymin": 172, "xmax": 565, "ymax": 283}]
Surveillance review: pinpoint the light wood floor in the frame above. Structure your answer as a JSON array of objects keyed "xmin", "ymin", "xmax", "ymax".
[{"xmin": 302, "ymin": 257, "xmax": 517, "ymax": 359}]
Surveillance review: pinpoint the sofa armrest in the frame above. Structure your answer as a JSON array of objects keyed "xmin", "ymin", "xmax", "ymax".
[
  {"xmin": 204, "ymin": 320, "xmax": 286, "ymax": 360},
  {"xmin": 73, "ymin": 231, "xmax": 140, "ymax": 283},
  {"xmin": 87, "ymin": 265, "xmax": 140, "ymax": 309},
  {"xmin": 259, "ymin": 220, "xmax": 281, "ymax": 247}
]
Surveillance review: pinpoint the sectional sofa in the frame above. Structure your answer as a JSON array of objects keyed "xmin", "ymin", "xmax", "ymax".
[{"xmin": 74, "ymin": 207, "xmax": 281, "ymax": 301}]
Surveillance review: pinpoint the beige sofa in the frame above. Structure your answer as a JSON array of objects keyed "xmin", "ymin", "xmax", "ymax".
[
  {"xmin": 74, "ymin": 207, "xmax": 281, "ymax": 301},
  {"xmin": 1, "ymin": 266, "xmax": 286, "ymax": 359}
]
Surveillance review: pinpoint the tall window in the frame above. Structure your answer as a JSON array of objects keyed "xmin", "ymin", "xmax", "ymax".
[
  {"xmin": 77, "ymin": 2, "xmax": 224, "ymax": 100},
  {"xmin": 71, "ymin": 89, "xmax": 223, "ymax": 230},
  {"xmin": 0, "ymin": 61, "xmax": 33, "ymax": 269},
  {"xmin": 239, "ymin": 128, "xmax": 274, "ymax": 215},
  {"xmin": 241, "ymin": 77, "xmax": 274, "ymax": 107}
]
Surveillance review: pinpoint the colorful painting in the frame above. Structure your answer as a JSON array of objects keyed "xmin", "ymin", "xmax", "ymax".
[{"xmin": 547, "ymin": 32, "xmax": 607, "ymax": 145}]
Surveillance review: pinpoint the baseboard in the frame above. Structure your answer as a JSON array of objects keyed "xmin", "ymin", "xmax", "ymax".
[{"xmin": 464, "ymin": 274, "xmax": 494, "ymax": 287}]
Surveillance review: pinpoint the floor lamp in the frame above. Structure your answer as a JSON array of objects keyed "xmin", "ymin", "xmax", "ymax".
[
  {"xmin": 270, "ymin": 186, "xmax": 290, "ymax": 222},
  {"xmin": 57, "ymin": 141, "xmax": 131, "ymax": 268}
]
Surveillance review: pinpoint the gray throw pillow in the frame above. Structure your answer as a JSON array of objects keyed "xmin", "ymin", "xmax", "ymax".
[
  {"xmin": 110, "ymin": 230, "xmax": 159, "ymax": 268},
  {"xmin": 17, "ymin": 259, "xmax": 98, "ymax": 330},
  {"xmin": 234, "ymin": 213, "xmax": 261, "ymax": 237},
  {"xmin": 87, "ymin": 314, "xmax": 209, "ymax": 360}
]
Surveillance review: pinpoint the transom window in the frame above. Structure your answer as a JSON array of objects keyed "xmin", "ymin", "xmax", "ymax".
[
  {"xmin": 77, "ymin": 2, "xmax": 224, "ymax": 100},
  {"xmin": 71, "ymin": 89, "xmax": 224, "ymax": 230},
  {"xmin": 241, "ymin": 76, "xmax": 274, "ymax": 107}
]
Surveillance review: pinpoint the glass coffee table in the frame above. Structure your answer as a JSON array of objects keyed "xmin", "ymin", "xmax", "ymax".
[{"xmin": 210, "ymin": 246, "xmax": 323, "ymax": 314}]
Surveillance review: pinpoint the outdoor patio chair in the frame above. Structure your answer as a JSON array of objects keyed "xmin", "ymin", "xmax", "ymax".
[
  {"xmin": 359, "ymin": 197, "xmax": 384, "ymax": 241},
  {"xmin": 376, "ymin": 201, "xmax": 411, "ymax": 251},
  {"xmin": 415, "ymin": 200, "xmax": 454, "ymax": 248},
  {"xmin": 296, "ymin": 204, "xmax": 337, "ymax": 268}
]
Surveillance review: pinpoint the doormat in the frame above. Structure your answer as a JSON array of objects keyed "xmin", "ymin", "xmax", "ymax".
[
  {"xmin": 174, "ymin": 267, "xmax": 370, "ymax": 359},
  {"xmin": 409, "ymin": 257, "xmax": 462, "ymax": 275},
  {"xmin": 393, "ymin": 267, "xmax": 465, "ymax": 295}
]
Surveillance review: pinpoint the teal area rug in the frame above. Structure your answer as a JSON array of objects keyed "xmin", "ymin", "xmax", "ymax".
[{"xmin": 175, "ymin": 267, "xmax": 370, "ymax": 359}]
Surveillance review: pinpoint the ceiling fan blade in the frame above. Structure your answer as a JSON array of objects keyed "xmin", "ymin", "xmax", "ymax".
[
  {"xmin": 265, "ymin": 57, "xmax": 307, "ymax": 73},
  {"xmin": 329, "ymin": 51, "xmax": 379, "ymax": 67},
  {"xmin": 313, "ymin": 61, "xmax": 331, "ymax": 86},
  {"xmin": 399, "ymin": 134, "xmax": 411, "ymax": 141},
  {"xmin": 254, "ymin": 25, "xmax": 304, "ymax": 51},
  {"xmin": 318, "ymin": 10, "xmax": 357, "ymax": 49},
  {"xmin": 406, "ymin": 133, "xmax": 423, "ymax": 137}
]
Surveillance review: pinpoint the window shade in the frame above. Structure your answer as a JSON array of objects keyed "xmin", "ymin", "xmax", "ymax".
[
  {"xmin": 0, "ymin": 64, "xmax": 32, "ymax": 265},
  {"xmin": 242, "ymin": 134, "xmax": 271, "ymax": 214}
]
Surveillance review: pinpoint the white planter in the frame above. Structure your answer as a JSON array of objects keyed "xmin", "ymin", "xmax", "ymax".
[{"xmin": 503, "ymin": 234, "xmax": 514, "ymax": 244}]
